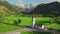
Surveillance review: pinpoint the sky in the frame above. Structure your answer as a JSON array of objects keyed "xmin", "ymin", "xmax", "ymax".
[{"xmin": 6, "ymin": 0, "xmax": 60, "ymax": 4}]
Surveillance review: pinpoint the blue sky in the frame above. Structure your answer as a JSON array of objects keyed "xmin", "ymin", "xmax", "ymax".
[{"xmin": 6, "ymin": 0, "xmax": 60, "ymax": 4}]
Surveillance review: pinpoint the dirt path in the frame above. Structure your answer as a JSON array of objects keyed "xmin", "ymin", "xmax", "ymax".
[
  {"xmin": 0, "ymin": 27, "xmax": 52, "ymax": 34},
  {"xmin": 0, "ymin": 28, "xmax": 33, "ymax": 34}
]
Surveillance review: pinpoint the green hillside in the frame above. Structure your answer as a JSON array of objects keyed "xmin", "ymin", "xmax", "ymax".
[
  {"xmin": 0, "ymin": 0, "xmax": 21, "ymax": 16},
  {"xmin": 0, "ymin": 0, "xmax": 21, "ymax": 22}
]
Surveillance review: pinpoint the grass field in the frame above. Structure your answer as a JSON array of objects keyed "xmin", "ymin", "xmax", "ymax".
[
  {"xmin": 4, "ymin": 16, "xmax": 52, "ymax": 26},
  {"xmin": 4, "ymin": 16, "xmax": 32, "ymax": 26},
  {"xmin": 0, "ymin": 16, "xmax": 60, "ymax": 32},
  {"xmin": 0, "ymin": 16, "xmax": 32, "ymax": 32},
  {"xmin": 46, "ymin": 23, "xmax": 60, "ymax": 30},
  {"xmin": 0, "ymin": 23, "xmax": 22, "ymax": 32}
]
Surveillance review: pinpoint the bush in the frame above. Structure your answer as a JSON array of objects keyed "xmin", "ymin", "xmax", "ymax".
[
  {"xmin": 13, "ymin": 19, "xmax": 21, "ymax": 25},
  {"xmin": 56, "ymin": 19, "xmax": 60, "ymax": 24}
]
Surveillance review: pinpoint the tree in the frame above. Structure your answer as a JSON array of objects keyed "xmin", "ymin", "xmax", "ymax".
[{"xmin": 13, "ymin": 19, "xmax": 21, "ymax": 25}]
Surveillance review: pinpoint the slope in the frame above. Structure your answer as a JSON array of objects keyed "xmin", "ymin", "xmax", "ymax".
[{"xmin": 0, "ymin": 0, "xmax": 21, "ymax": 16}]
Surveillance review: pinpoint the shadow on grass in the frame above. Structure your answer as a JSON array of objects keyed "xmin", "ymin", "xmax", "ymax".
[
  {"xmin": 0, "ymin": 22, "xmax": 32, "ymax": 29},
  {"xmin": 36, "ymin": 21, "xmax": 51, "ymax": 25},
  {"xmin": 21, "ymin": 31, "xmax": 51, "ymax": 34},
  {"xmin": 31, "ymin": 32, "xmax": 51, "ymax": 34},
  {"xmin": 0, "ymin": 22, "xmax": 25, "ymax": 27}
]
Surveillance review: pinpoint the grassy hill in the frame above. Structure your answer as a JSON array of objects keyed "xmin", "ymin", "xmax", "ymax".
[
  {"xmin": 0, "ymin": 0, "xmax": 21, "ymax": 16},
  {"xmin": 0, "ymin": 0, "xmax": 21, "ymax": 22}
]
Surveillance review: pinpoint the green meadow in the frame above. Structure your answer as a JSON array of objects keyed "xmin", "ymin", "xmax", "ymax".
[
  {"xmin": 0, "ymin": 23, "xmax": 22, "ymax": 32},
  {"xmin": 0, "ymin": 0, "xmax": 60, "ymax": 34},
  {"xmin": 0, "ymin": 16, "xmax": 52, "ymax": 32},
  {"xmin": 0, "ymin": 16, "xmax": 60, "ymax": 32}
]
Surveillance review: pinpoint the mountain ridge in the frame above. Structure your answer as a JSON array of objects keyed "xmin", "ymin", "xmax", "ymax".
[
  {"xmin": 0, "ymin": 1, "xmax": 21, "ymax": 15},
  {"xmin": 30, "ymin": 1, "xmax": 60, "ymax": 16}
]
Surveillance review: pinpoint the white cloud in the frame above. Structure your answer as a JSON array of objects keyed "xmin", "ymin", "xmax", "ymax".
[{"xmin": 17, "ymin": 0, "xmax": 22, "ymax": 3}]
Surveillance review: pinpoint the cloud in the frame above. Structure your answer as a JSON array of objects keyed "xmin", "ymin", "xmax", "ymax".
[{"xmin": 17, "ymin": 0, "xmax": 22, "ymax": 3}]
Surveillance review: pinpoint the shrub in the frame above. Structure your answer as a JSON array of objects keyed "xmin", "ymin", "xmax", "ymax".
[{"xmin": 13, "ymin": 19, "xmax": 21, "ymax": 25}]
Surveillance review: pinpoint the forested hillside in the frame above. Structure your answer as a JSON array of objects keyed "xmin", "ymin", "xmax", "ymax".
[{"xmin": 30, "ymin": 1, "xmax": 60, "ymax": 17}]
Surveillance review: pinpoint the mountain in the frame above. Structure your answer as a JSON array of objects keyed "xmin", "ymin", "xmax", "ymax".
[
  {"xmin": 19, "ymin": 4, "xmax": 38, "ymax": 13},
  {"xmin": 30, "ymin": 1, "xmax": 60, "ymax": 16},
  {"xmin": 0, "ymin": 0, "xmax": 21, "ymax": 16},
  {"xmin": 23, "ymin": 4, "xmax": 36, "ymax": 12}
]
